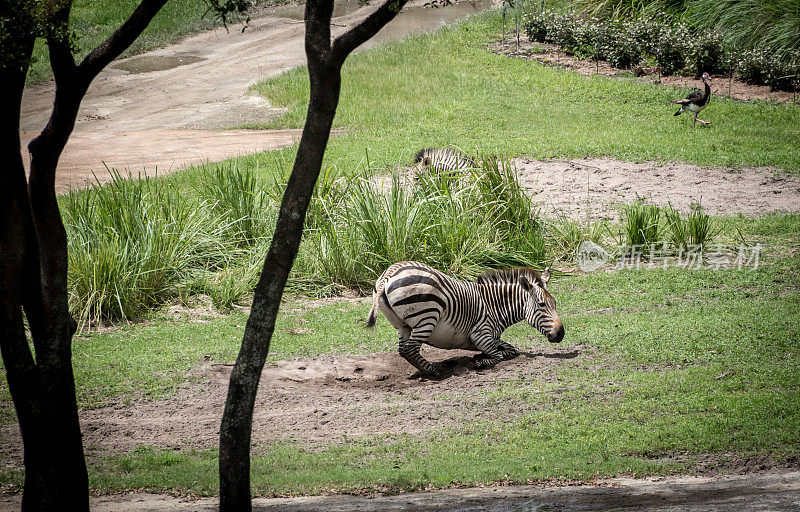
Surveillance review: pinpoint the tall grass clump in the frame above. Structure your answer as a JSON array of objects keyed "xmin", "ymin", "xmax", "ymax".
[
  {"xmin": 293, "ymin": 157, "xmax": 547, "ymax": 290},
  {"xmin": 624, "ymin": 201, "xmax": 661, "ymax": 246},
  {"xmin": 195, "ymin": 162, "xmax": 275, "ymax": 246},
  {"xmin": 685, "ymin": 0, "xmax": 800, "ymax": 59},
  {"xmin": 63, "ymin": 171, "xmax": 218, "ymax": 327},
  {"xmin": 665, "ymin": 202, "xmax": 719, "ymax": 248}
]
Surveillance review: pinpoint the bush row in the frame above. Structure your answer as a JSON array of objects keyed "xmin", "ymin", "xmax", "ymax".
[{"xmin": 523, "ymin": 10, "xmax": 800, "ymax": 91}]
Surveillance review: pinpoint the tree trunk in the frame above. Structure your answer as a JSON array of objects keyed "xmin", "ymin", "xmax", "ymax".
[
  {"xmin": 0, "ymin": 37, "xmax": 89, "ymax": 512},
  {"xmin": 1, "ymin": 2, "xmax": 171, "ymax": 509},
  {"xmin": 218, "ymin": 0, "xmax": 408, "ymax": 509},
  {"xmin": 219, "ymin": 37, "xmax": 342, "ymax": 512}
]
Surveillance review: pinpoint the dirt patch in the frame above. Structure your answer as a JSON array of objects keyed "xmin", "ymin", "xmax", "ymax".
[
  {"xmin": 385, "ymin": 157, "xmax": 800, "ymax": 219},
  {"xmin": 0, "ymin": 343, "xmax": 582, "ymax": 466},
  {"xmin": 490, "ymin": 38, "xmax": 799, "ymax": 104},
  {"xmin": 516, "ymin": 157, "xmax": 800, "ymax": 219}
]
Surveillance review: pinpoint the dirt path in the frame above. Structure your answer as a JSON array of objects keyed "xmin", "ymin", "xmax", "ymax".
[{"xmin": 21, "ymin": 0, "xmax": 446, "ymax": 192}]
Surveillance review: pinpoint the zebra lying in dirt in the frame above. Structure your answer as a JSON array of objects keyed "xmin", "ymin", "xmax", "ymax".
[
  {"xmin": 366, "ymin": 261, "xmax": 564, "ymax": 377},
  {"xmin": 412, "ymin": 148, "xmax": 476, "ymax": 180}
]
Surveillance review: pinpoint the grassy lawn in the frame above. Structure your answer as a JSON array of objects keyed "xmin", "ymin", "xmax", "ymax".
[
  {"xmin": 247, "ymin": 12, "xmax": 800, "ymax": 172},
  {"xmin": 3, "ymin": 214, "xmax": 797, "ymax": 495}
]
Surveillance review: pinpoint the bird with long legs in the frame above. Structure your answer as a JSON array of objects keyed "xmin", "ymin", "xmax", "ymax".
[{"xmin": 671, "ymin": 72, "xmax": 712, "ymax": 126}]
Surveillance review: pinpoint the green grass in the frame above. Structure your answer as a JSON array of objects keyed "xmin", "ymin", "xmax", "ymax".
[
  {"xmin": 2, "ymin": 214, "xmax": 797, "ymax": 495},
  {"xmin": 247, "ymin": 12, "xmax": 800, "ymax": 172},
  {"xmin": 26, "ymin": 0, "xmax": 279, "ymax": 85}
]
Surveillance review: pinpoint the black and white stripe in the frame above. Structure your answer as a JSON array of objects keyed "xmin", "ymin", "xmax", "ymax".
[
  {"xmin": 366, "ymin": 262, "xmax": 564, "ymax": 376},
  {"xmin": 412, "ymin": 148, "xmax": 476, "ymax": 179}
]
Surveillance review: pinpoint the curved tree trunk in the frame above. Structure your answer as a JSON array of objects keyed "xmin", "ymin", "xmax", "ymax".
[
  {"xmin": 1, "ymin": 1, "xmax": 170, "ymax": 509},
  {"xmin": 218, "ymin": 1, "xmax": 408, "ymax": 510}
]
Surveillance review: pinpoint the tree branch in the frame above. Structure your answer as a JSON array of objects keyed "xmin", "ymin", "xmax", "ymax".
[
  {"xmin": 45, "ymin": 4, "xmax": 77, "ymax": 84},
  {"xmin": 76, "ymin": 0, "xmax": 168, "ymax": 84},
  {"xmin": 329, "ymin": 0, "xmax": 409, "ymax": 67}
]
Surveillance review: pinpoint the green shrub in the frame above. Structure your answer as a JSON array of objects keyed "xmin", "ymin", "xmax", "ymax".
[
  {"xmin": 573, "ymin": 17, "xmax": 611, "ymax": 60},
  {"xmin": 738, "ymin": 48, "xmax": 799, "ymax": 91},
  {"xmin": 685, "ymin": 30, "xmax": 727, "ymax": 76},
  {"xmin": 524, "ymin": 10, "xmax": 550, "ymax": 42},
  {"xmin": 521, "ymin": 7, "xmax": 797, "ymax": 89},
  {"xmin": 547, "ymin": 11, "xmax": 580, "ymax": 52},
  {"xmin": 604, "ymin": 20, "xmax": 643, "ymax": 69},
  {"xmin": 652, "ymin": 23, "xmax": 691, "ymax": 75}
]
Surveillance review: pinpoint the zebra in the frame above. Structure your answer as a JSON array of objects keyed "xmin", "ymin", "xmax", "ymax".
[
  {"xmin": 412, "ymin": 148, "xmax": 476, "ymax": 180},
  {"xmin": 366, "ymin": 261, "xmax": 564, "ymax": 376}
]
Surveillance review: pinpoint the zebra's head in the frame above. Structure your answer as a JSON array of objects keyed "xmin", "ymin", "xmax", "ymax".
[{"xmin": 520, "ymin": 268, "xmax": 565, "ymax": 343}]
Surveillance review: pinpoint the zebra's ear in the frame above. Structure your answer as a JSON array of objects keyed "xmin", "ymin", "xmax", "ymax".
[
  {"xmin": 519, "ymin": 274, "xmax": 534, "ymax": 293},
  {"xmin": 541, "ymin": 268, "xmax": 551, "ymax": 285}
]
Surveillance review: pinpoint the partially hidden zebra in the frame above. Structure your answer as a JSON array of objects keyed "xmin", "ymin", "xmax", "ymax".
[
  {"xmin": 413, "ymin": 148, "xmax": 476, "ymax": 179},
  {"xmin": 366, "ymin": 261, "xmax": 564, "ymax": 376}
]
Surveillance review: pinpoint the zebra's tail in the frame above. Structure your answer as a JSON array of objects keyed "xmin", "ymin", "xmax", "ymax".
[
  {"xmin": 366, "ymin": 304, "xmax": 378, "ymax": 328},
  {"xmin": 366, "ymin": 274, "xmax": 387, "ymax": 328}
]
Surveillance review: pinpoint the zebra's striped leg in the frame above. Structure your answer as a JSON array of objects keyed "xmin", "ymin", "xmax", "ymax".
[
  {"xmin": 498, "ymin": 341, "xmax": 519, "ymax": 360},
  {"xmin": 399, "ymin": 328, "xmax": 439, "ymax": 376},
  {"xmin": 471, "ymin": 332, "xmax": 504, "ymax": 369}
]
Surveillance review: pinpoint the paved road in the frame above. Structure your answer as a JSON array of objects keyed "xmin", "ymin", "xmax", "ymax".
[{"xmin": 3, "ymin": 471, "xmax": 798, "ymax": 511}]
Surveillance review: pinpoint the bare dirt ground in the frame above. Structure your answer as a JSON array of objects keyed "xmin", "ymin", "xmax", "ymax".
[
  {"xmin": 517, "ymin": 157, "xmax": 800, "ymax": 219},
  {"xmin": 394, "ymin": 157, "xmax": 800, "ymax": 219},
  {"xmin": 490, "ymin": 38, "xmax": 799, "ymax": 104},
  {"xmin": 3, "ymin": 338, "xmax": 800, "ymax": 510},
  {"xmin": 80, "ymin": 342, "xmax": 583, "ymax": 454}
]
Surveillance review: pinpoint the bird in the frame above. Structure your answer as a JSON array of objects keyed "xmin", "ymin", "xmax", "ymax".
[{"xmin": 671, "ymin": 72, "xmax": 712, "ymax": 126}]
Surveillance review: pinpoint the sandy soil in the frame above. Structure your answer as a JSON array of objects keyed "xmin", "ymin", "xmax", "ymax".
[
  {"xmin": 491, "ymin": 39, "xmax": 799, "ymax": 104},
  {"xmin": 516, "ymin": 157, "xmax": 800, "ymax": 219}
]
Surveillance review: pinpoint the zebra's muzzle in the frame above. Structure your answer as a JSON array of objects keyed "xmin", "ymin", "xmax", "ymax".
[{"xmin": 548, "ymin": 324, "xmax": 565, "ymax": 343}]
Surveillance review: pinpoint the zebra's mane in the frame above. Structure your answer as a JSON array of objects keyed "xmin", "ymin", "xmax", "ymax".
[{"xmin": 476, "ymin": 268, "xmax": 543, "ymax": 287}]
